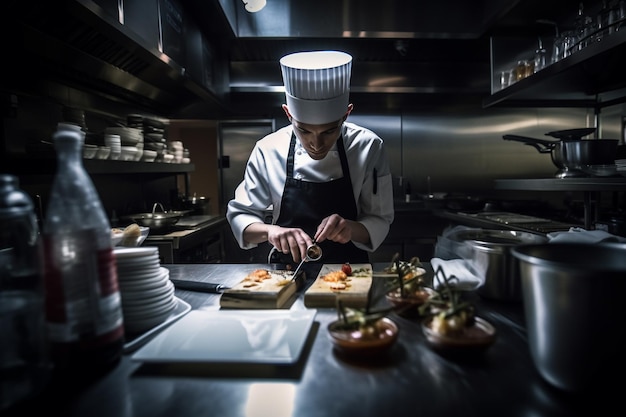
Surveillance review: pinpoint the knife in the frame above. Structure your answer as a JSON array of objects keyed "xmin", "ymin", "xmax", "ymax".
[{"xmin": 170, "ymin": 279, "xmax": 230, "ymax": 293}]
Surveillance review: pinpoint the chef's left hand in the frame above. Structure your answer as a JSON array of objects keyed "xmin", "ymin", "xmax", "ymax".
[
  {"xmin": 316, "ymin": 214, "xmax": 371, "ymax": 246},
  {"xmin": 315, "ymin": 214, "xmax": 353, "ymax": 244}
]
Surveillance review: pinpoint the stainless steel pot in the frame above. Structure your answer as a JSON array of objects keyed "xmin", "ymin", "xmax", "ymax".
[
  {"xmin": 503, "ymin": 134, "xmax": 618, "ymax": 178},
  {"xmin": 562, "ymin": 139, "xmax": 619, "ymax": 170},
  {"xmin": 511, "ymin": 242, "xmax": 626, "ymax": 391},
  {"xmin": 181, "ymin": 194, "xmax": 210, "ymax": 215},
  {"xmin": 446, "ymin": 229, "xmax": 547, "ymax": 301}
]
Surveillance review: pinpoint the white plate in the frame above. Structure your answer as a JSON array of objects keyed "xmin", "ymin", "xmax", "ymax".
[
  {"xmin": 117, "ymin": 264, "xmax": 162, "ymax": 281},
  {"xmin": 123, "ymin": 296, "xmax": 191, "ymax": 352},
  {"xmin": 115, "ymin": 246, "xmax": 159, "ymax": 258},
  {"xmin": 123, "ymin": 295, "xmax": 176, "ymax": 320},
  {"xmin": 122, "ymin": 281, "xmax": 174, "ymax": 307},
  {"xmin": 116, "ymin": 255, "xmax": 160, "ymax": 269},
  {"xmin": 124, "ymin": 302, "xmax": 177, "ymax": 335},
  {"xmin": 131, "ymin": 309, "xmax": 317, "ymax": 364},
  {"xmin": 121, "ymin": 278, "xmax": 173, "ymax": 302},
  {"xmin": 119, "ymin": 268, "xmax": 169, "ymax": 291}
]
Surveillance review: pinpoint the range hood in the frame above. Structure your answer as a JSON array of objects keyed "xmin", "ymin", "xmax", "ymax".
[
  {"xmin": 5, "ymin": 0, "xmax": 583, "ymax": 118},
  {"xmin": 185, "ymin": 0, "xmax": 573, "ymax": 114},
  {"xmin": 7, "ymin": 0, "xmax": 231, "ymax": 118}
]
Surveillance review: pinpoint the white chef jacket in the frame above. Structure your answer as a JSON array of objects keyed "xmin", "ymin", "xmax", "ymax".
[{"xmin": 226, "ymin": 122, "xmax": 395, "ymax": 252}]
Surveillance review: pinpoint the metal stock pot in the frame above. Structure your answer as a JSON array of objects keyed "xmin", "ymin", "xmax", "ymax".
[{"xmin": 446, "ymin": 228, "xmax": 548, "ymax": 301}]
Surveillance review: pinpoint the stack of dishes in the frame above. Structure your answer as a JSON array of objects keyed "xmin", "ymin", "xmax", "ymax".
[
  {"xmin": 142, "ymin": 117, "xmax": 168, "ymax": 161},
  {"xmin": 616, "ymin": 159, "xmax": 626, "ymax": 176},
  {"xmin": 114, "ymin": 247, "xmax": 176, "ymax": 335},
  {"xmin": 105, "ymin": 126, "xmax": 144, "ymax": 161},
  {"xmin": 105, "ymin": 134, "xmax": 121, "ymax": 160}
]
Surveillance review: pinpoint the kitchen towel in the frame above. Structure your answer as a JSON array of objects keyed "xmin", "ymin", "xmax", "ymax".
[
  {"xmin": 430, "ymin": 257, "xmax": 484, "ymax": 291},
  {"xmin": 547, "ymin": 227, "xmax": 626, "ymax": 244}
]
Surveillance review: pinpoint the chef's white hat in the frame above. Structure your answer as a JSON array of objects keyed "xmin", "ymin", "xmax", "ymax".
[{"xmin": 280, "ymin": 51, "xmax": 352, "ymax": 125}]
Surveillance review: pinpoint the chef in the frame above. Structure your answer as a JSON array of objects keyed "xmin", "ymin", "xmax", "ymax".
[{"xmin": 226, "ymin": 50, "xmax": 394, "ymax": 264}]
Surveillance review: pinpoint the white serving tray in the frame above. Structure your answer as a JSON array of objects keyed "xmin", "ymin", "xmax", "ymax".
[{"xmin": 131, "ymin": 309, "xmax": 317, "ymax": 364}]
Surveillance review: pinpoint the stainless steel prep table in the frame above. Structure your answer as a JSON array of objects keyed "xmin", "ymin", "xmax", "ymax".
[{"xmin": 7, "ymin": 263, "xmax": 619, "ymax": 417}]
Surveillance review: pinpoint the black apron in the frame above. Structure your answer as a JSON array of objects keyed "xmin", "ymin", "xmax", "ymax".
[{"xmin": 270, "ymin": 132, "xmax": 369, "ymax": 265}]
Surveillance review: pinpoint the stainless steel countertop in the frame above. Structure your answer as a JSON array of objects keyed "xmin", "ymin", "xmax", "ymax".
[{"xmin": 7, "ymin": 263, "xmax": 620, "ymax": 417}]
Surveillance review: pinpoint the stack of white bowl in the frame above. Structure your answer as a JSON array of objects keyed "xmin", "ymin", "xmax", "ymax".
[
  {"xmin": 105, "ymin": 134, "xmax": 121, "ymax": 160},
  {"xmin": 114, "ymin": 247, "xmax": 176, "ymax": 335},
  {"xmin": 168, "ymin": 140, "xmax": 184, "ymax": 163},
  {"xmin": 105, "ymin": 126, "xmax": 144, "ymax": 161}
]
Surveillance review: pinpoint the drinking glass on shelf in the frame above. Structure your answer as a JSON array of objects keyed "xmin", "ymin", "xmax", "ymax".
[{"xmin": 534, "ymin": 38, "xmax": 547, "ymax": 72}]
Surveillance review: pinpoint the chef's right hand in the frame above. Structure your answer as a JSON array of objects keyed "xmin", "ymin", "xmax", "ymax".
[{"xmin": 267, "ymin": 225, "xmax": 314, "ymax": 263}]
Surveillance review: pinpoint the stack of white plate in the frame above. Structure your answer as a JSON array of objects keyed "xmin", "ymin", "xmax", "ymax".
[
  {"xmin": 616, "ymin": 159, "xmax": 626, "ymax": 176},
  {"xmin": 114, "ymin": 247, "xmax": 176, "ymax": 335}
]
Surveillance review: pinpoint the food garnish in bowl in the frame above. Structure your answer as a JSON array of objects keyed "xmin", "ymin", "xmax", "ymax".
[
  {"xmin": 328, "ymin": 301, "xmax": 398, "ymax": 356},
  {"xmin": 384, "ymin": 253, "xmax": 433, "ymax": 316},
  {"xmin": 420, "ymin": 265, "xmax": 496, "ymax": 355}
]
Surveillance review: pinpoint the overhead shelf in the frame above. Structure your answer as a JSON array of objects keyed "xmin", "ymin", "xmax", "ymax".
[
  {"xmin": 4, "ymin": 157, "xmax": 195, "ymax": 176},
  {"xmin": 484, "ymin": 29, "xmax": 626, "ymax": 109}
]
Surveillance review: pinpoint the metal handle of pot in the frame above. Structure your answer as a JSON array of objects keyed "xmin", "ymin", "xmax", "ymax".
[{"xmin": 503, "ymin": 134, "xmax": 558, "ymax": 154}]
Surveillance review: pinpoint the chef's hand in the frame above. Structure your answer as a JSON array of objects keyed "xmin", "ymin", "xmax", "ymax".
[
  {"xmin": 267, "ymin": 225, "xmax": 314, "ymax": 263},
  {"xmin": 315, "ymin": 214, "xmax": 370, "ymax": 246}
]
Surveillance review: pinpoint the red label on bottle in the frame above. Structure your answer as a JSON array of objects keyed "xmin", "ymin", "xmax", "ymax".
[{"xmin": 42, "ymin": 231, "xmax": 124, "ymax": 344}]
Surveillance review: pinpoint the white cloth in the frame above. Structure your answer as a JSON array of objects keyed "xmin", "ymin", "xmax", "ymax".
[
  {"xmin": 547, "ymin": 227, "xmax": 626, "ymax": 244},
  {"xmin": 226, "ymin": 122, "xmax": 395, "ymax": 253},
  {"xmin": 430, "ymin": 257, "xmax": 484, "ymax": 291}
]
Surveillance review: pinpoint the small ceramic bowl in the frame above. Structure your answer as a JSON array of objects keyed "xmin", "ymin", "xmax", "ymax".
[
  {"xmin": 386, "ymin": 286, "xmax": 435, "ymax": 317},
  {"xmin": 111, "ymin": 226, "xmax": 149, "ymax": 247},
  {"xmin": 141, "ymin": 149, "xmax": 157, "ymax": 162},
  {"xmin": 119, "ymin": 146, "xmax": 138, "ymax": 161},
  {"xmin": 95, "ymin": 146, "xmax": 111, "ymax": 160},
  {"xmin": 421, "ymin": 316, "xmax": 496, "ymax": 356},
  {"xmin": 83, "ymin": 144, "xmax": 98, "ymax": 159},
  {"xmin": 328, "ymin": 317, "xmax": 399, "ymax": 356}
]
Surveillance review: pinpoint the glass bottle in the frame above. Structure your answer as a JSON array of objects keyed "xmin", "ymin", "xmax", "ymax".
[
  {"xmin": 0, "ymin": 175, "xmax": 50, "ymax": 411},
  {"xmin": 42, "ymin": 123, "xmax": 124, "ymax": 380}
]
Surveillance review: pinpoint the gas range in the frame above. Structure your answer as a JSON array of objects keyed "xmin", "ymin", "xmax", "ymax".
[
  {"xmin": 144, "ymin": 215, "xmax": 227, "ymax": 263},
  {"xmin": 451, "ymin": 211, "xmax": 577, "ymax": 234}
]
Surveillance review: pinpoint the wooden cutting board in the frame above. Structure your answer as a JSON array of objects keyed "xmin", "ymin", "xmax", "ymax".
[
  {"xmin": 220, "ymin": 269, "xmax": 297, "ymax": 309},
  {"xmin": 304, "ymin": 263, "xmax": 373, "ymax": 308}
]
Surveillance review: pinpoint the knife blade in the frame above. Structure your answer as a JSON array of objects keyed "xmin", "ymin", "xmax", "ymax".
[{"xmin": 170, "ymin": 279, "xmax": 230, "ymax": 293}]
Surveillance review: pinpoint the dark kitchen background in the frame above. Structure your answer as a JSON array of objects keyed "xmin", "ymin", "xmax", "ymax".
[{"xmin": 2, "ymin": 0, "xmax": 625, "ymax": 263}]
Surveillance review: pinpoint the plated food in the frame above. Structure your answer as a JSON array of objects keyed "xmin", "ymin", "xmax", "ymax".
[
  {"xmin": 422, "ymin": 316, "xmax": 496, "ymax": 355},
  {"xmin": 328, "ymin": 316, "xmax": 399, "ymax": 356},
  {"xmin": 419, "ymin": 266, "xmax": 497, "ymax": 356},
  {"xmin": 383, "ymin": 255, "xmax": 432, "ymax": 316},
  {"xmin": 304, "ymin": 263, "xmax": 373, "ymax": 308},
  {"xmin": 220, "ymin": 268, "xmax": 297, "ymax": 309}
]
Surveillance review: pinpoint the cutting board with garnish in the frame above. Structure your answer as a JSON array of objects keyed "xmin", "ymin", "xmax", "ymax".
[{"xmin": 304, "ymin": 263, "xmax": 373, "ymax": 308}]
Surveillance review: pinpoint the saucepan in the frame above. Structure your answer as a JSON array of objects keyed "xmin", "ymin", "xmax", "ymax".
[
  {"xmin": 503, "ymin": 133, "xmax": 618, "ymax": 178},
  {"xmin": 121, "ymin": 203, "xmax": 182, "ymax": 232}
]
